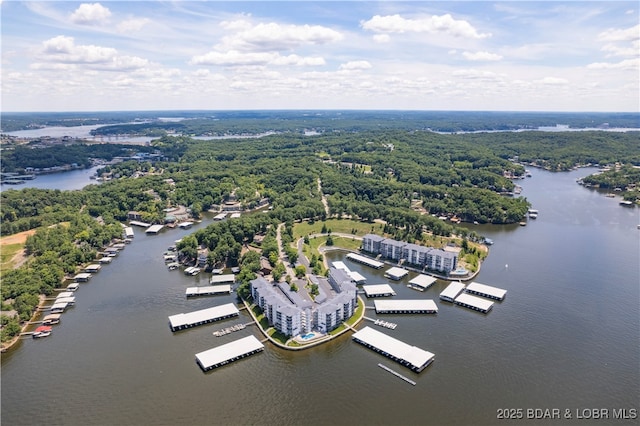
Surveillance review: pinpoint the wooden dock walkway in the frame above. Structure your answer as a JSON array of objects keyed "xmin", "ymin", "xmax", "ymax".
[{"xmin": 378, "ymin": 363, "xmax": 416, "ymax": 386}]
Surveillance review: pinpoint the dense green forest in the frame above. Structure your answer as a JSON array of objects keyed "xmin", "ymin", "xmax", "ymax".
[
  {"xmin": 0, "ymin": 143, "xmax": 156, "ymax": 173},
  {"xmin": 2, "ymin": 122, "xmax": 639, "ymax": 343}
]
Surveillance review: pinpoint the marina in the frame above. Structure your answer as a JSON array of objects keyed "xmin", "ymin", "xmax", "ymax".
[
  {"xmin": 373, "ymin": 299, "xmax": 438, "ymax": 314},
  {"xmin": 384, "ymin": 266, "xmax": 409, "ymax": 280},
  {"xmin": 453, "ymin": 293, "xmax": 494, "ymax": 313},
  {"xmin": 185, "ymin": 285, "xmax": 231, "ymax": 297},
  {"xmin": 465, "ymin": 282, "xmax": 507, "ymax": 301},
  {"xmin": 168, "ymin": 303, "xmax": 240, "ymax": 332},
  {"xmin": 346, "ymin": 252, "xmax": 384, "ymax": 269},
  {"xmin": 362, "ymin": 284, "xmax": 396, "ymax": 298},
  {"xmin": 352, "ymin": 326, "xmax": 435, "ymax": 373},
  {"xmin": 407, "ymin": 274, "xmax": 437, "ymax": 291},
  {"xmin": 195, "ymin": 335, "xmax": 264, "ymax": 372},
  {"xmin": 439, "ymin": 282, "xmax": 466, "ymax": 302}
]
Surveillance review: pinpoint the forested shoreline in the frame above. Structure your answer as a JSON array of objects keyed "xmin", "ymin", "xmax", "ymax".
[{"xmin": 1, "ymin": 122, "xmax": 639, "ymax": 344}]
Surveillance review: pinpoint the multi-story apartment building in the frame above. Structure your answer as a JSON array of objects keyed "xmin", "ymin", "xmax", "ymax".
[
  {"xmin": 250, "ymin": 268, "xmax": 357, "ymax": 337},
  {"xmin": 362, "ymin": 234, "xmax": 458, "ymax": 274}
]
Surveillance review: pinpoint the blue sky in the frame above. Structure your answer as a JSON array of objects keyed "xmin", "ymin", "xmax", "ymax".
[{"xmin": 1, "ymin": 1, "xmax": 638, "ymax": 112}]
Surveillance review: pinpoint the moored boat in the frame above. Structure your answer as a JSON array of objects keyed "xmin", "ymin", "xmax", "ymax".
[{"xmin": 32, "ymin": 326, "xmax": 52, "ymax": 338}]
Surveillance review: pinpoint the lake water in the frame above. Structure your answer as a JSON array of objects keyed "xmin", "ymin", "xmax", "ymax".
[
  {"xmin": 0, "ymin": 166, "xmax": 103, "ymax": 193},
  {"xmin": 1, "ymin": 167, "xmax": 638, "ymax": 425}
]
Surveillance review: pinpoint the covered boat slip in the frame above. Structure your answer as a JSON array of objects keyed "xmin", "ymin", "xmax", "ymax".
[
  {"xmin": 454, "ymin": 293, "xmax": 494, "ymax": 313},
  {"xmin": 352, "ymin": 326, "xmax": 435, "ymax": 373},
  {"xmin": 439, "ymin": 282, "xmax": 466, "ymax": 302},
  {"xmin": 185, "ymin": 285, "xmax": 231, "ymax": 297},
  {"xmin": 84, "ymin": 264, "xmax": 101, "ymax": 273},
  {"xmin": 73, "ymin": 273, "xmax": 92, "ymax": 282},
  {"xmin": 346, "ymin": 253, "xmax": 384, "ymax": 269},
  {"xmin": 362, "ymin": 284, "xmax": 396, "ymax": 298},
  {"xmin": 465, "ymin": 282, "xmax": 507, "ymax": 301},
  {"xmin": 124, "ymin": 226, "xmax": 135, "ymax": 238},
  {"xmin": 209, "ymin": 274, "xmax": 235, "ymax": 285},
  {"xmin": 146, "ymin": 224, "xmax": 164, "ymax": 234},
  {"xmin": 42, "ymin": 314, "xmax": 61, "ymax": 325},
  {"xmin": 408, "ymin": 274, "xmax": 437, "ymax": 291},
  {"xmin": 195, "ymin": 335, "xmax": 264, "ymax": 372},
  {"xmin": 168, "ymin": 303, "xmax": 239, "ymax": 332},
  {"xmin": 385, "ymin": 267, "xmax": 409, "ymax": 281},
  {"xmin": 374, "ymin": 299, "xmax": 438, "ymax": 314}
]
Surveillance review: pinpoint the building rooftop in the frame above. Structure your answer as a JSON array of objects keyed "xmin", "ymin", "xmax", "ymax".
[{"xmin": 408, "ymin": 274, "xmax": 437, "ymax": 289}]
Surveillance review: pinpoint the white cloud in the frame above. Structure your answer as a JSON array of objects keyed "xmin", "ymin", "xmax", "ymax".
[
  {"xmin": 601, "ymin": 40, "xmax": 640, "ymax": 58},
  {"xmin": 218, "ymin": 22, "xmax": 343, "ymax": 52},
  {"xmin": 117, "ymin": 18, "xmax": 150, "ymax": 33},
  {"xmin": 462, "ymin": 51, "xmax": 503, "ymax": 61},
  {"xmin": 70, "ymin": 3, "xmax": 111, "ymax": 25},
  {"xmin": 587, "ymin": 58, "xmax": 639, "ymax": 70},
  {"xmin": 339, "ymin": 61, "xmax": 372, "ymax": 71},
  {"xmin": 190, "ymin": 50, "xmax": 324, "ymax": 67},
  {"xmin": 38, "ymin": 35, "xmax": 148, "ymax": 71},
  {"xmin": 453, "ymin": 69, "xmax": 505, "ymax": 81},
  {"xmin": 535, "ymin": 77, "xmax": 569, "ymax": 85},
  {"xmin": 597, "ymin": 24, "xmax": 640, "ymax": 42},
  {"xmin": 361, "ymin": 14, "xmax": 491, "ymax": 39},
  {"xmin": 373, "ymin": 34, "xmax": 390, "ymax": 43}
]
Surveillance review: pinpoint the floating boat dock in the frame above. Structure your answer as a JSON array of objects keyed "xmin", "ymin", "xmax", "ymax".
[
  {"xmin": 66, "ymin": 283, "xmax": 79, "ymax": 291},
  {"xmin": 42, "ymin": 314, "xmax": 61, "ymax": 325},
  {"xmin": 50, "ymin": 302, "xmax": 69, "ymax": 313},
  {"xmin": 385, "ymin": 267, "xmax": 409, "ymax": 281},
  {"xmin": 374, "ymin": 299, "xmax": 438, "ymax": 314},
  {"xmin": 212, "ymin": 323, "xmax": 247, "ymax": 336},
  {"xmin": 209, "ymin": 274, "xmax": 235, "ymax": 285},
  {"xmin": 129, "ymin": 220, "xmax": 151, "ymax": 228},
  {"xmin": 352, "ymin": 326, "xmax": 435, "ymax": 373},
  {"xmin": 84, "ymin": 264, "xmax": 101, "ymax": 273},
  {"xmin": 407, "ymin": 274, "xmax": 437, "ymax": 291},
  {"xmin": 195, "ymin": 335, "xmax": 264, "ymax": 372},
  {"xmin": 183, "ymin": 266, "xmax": 201, "ymax": 276},
  {"xmin": 186, "ymin": 285, "xmax": 231, "ymax": 297},
  {"xmin": 465, "ymin": 282, "xmax": 507, "ymax": 301},
  {"xmin": 346, "ymin": 253, "xmax": 384, "ymax": 269},
  {"xmin": 145, "ymin": 224, "xmax": 164, "ymax": 234},
  {"xmin": 362, "ymin": 284, "xmax": 396, "ymax": 298},
  {"xmin": 439, "ymin": 282, "xmax": 466, "ymax": 302},
  {"xmin": 73, "ymin": 272, "xmax": 91, "ymax": 282},
  {"xmin": 213, "ymin": 213, "xmax": 227, "ymax": 221},
  {"xmin": 124, "ymin": 226, "xmax": 135, "ymax": 238},
  {"xmin": 454, "ymin": 293, "xmax": 494, "ymax": 313},
  {"xmin": 168, "ymin": 303, "xmax": 240, "ymax": 332}
]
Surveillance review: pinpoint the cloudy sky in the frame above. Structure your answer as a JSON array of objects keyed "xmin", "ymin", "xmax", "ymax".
[{"xmin": 1, "ymin": 1, "xmax": 638, "ymax": 112}]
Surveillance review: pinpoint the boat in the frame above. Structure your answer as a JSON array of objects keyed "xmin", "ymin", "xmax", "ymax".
[
  {"xmin": 483, "ymin": 238, "xmax": 494, "ymax": 245},
  {"xmin": 620, "ymin": 200, "xmax": 634, "ymax": 206},
  {"xmin": 605, "ymin": 193, "xmax": 615, "ymax": 198},
  {"xmin": 519, "ymin": 222, "xmax": 527, "ymax": 226},
  {"xmin": 32, "ymin": 326, "xmax": 52, "ymax": 338}
]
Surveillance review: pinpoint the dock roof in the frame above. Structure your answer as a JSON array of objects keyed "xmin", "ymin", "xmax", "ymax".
[
  {"xmin": 374, "ymin": 299, "xmax": 438, "ymax": 313},
  {"xmin": 385, "ymin": 267, "xmax": 409, "ymax": 280},
  {"xmin": 352, "ymin": 326, "xmax": 434, "ymax": 372},
  {"xmin": 185, "ymin": 285, "xmax": 231, "ymax": 296},
  {"xmin": 466, "ymin": 282, "xmax": 507, "ymax": 300},
  {"xmin": 146, "ymin": 224, "xmax": 164, "ymax": 234},
  {"xmin": 346, "ymin": 253, "xmax": 384, "ymax": 269},
  {"xmin": 362, "ymin": 284, "xmax": 396, "ymax": 297},
  {"xmin": 209, "ymin": 274, "xmax": 236, "ymax": 284},
  {"xmin": 408, "ymin": 274, "xmax": 437, "ymax": 289},
  {"xmin": 195, "ymin": 335, "xmax": 264, "ymax": 371},
  {"xmin": 440, "ymin": 282, "xmax": 466, "ymax": 301},
  {"xmin": 168, "ymin": 303, "xmax": 239, "ymax": 330},
  {"xmin": 454, "ymin": 293, "xmax": 494, "ymax": 312}
]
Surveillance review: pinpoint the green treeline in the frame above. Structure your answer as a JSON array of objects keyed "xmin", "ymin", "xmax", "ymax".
[{"xmin": 1, "ymin": 143, "xmax": 154, "ymax": 173}]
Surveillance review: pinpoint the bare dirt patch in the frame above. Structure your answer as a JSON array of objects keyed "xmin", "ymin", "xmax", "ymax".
[{"xmin": 0, "ymin": 229, "xmax": 37, "ymax": 246}]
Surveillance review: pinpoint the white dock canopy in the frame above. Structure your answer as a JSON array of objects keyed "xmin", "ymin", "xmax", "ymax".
[
  {"xmin": 454, "ymin": 293, "xmax": 494, "ymax": 313},
  {"xmin": 374, "ymin": 299, "xmax": 438, "ymax": 314},
  {"xmin": 186, "ymin": 285, "xmax": 232, "ymax": 297},
  {"xmin": 124, "ymin": 227, "xmax": 134, "ymax": 238},
  {"xmin": 362, "ymin": 284, "xmax": 396, "ymax": 298},
  {"xmin": 177, "ymin": 222, "xmax": 193, "ymax": 229},
  {"xmin": 385, "ymin": 267, "xmax": 408, "ymax": 280},
  {"xmin": 346, "ymin": 253, "xmax": 384, "ymax": 269},
  {"xmin": 195, "ymin": 335, "xmax": 264, "ymax": 372},
  {"xmin": 56, "ymin": 292, "xmax": 74, "ymax": 299},
  {"xmin": 146, "ymin": 224, "xmax": 164, "ymax": 234},
  {"xmin": 349, "ymin": 271, "xmax": 367, "ymax": 284},
  {"xmin": 129, "ymin": 220, "xmax": 151, "ymax": 227},
  {"xmin": 209, "ymin": 274, "xmax": 235, "ymax": 285},
  {"xmin": 440, "ymin": 282, "xmax": 466, "ymax": 302},
  {"xmin": 352, "ymin": 326, "xmax": 435, "ymax": 372},
  {"xmin": 408, "ymin": 274, "xmax": 437, "ymax": 291},
  {"xmin": 213, "ymin": 213, "xmax": 227, "ymax": 220},
  {"xmin": 84, "ymin": 264, "xmax": 101, "ymax": 273},
  {"xmin": 168, "ymin": 303, "xmax": 239, "ymax": 331},
  {"xmin": 74, "ymin": 273, "xmax": 91, "ymax": 282},
  {"xmin": 465, "ymin": 282, "xmax": 507, "ymax": 301}
]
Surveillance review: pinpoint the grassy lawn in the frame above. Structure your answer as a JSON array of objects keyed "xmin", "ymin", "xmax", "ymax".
[
  {"xmin": 345, "ymin": 298, "xmax": 364, "ymax": 327},
  {"xmin": 293, "ymin": 219, "xmax": 384, "ymax": 240},
  {"xmin": 0, "ymin": 243, "xmax": 23, "ymax": 270}
]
